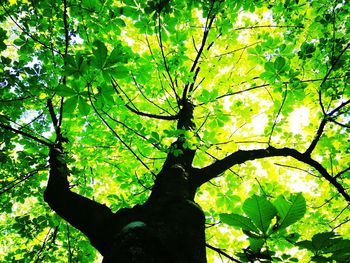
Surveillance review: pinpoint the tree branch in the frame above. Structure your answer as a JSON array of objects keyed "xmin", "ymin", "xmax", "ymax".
[
  {"xmin": 182, "ymin": 7, "xmax": 216, "ymax": 101},
  {"xmin": 0, "ymin": 166, "xmax": 48, "ymax": 196},
  {"xmin": 306, "ymin": 99, "xmax": 350, "ymax": 155},
  {"xmin": 268, "ymin": 86, "xmax": 287, "ymax": 145},
  {"xmin": 206, "ymin": 243, "xmax": 241, "ymax": 263},
  {"xmin": 320, "ymin": 42, "xmax": 350, "ymax": 88},
  {"xmin": 196, "ymin": 146, "xmax": 350, "ymax": 202},
  {"xmin": 0, "ymin": 122, "xmax": 52, "ymax": 147},
  {"xmin": 0, "ymin": 1, "xmax": 63, "ymax": 55},
  {"xmin": 304, "ymin": 117, "xmax": 327, "ymax": 156},
  {"xmin": 111, "ymin": 78, "xmax": 179, "ymax": 120},
  {"xmin": 157, "ymin": 9, "xmax": 179, "ymax": 102},
  {"xmin": 87, "ymin": 85, "xmax": 155, "ymax": 176}
]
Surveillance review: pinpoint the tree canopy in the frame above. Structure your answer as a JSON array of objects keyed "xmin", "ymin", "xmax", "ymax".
[{"xmin": 0, "ymin": 0, "xmax": 350, "ymax": 262}]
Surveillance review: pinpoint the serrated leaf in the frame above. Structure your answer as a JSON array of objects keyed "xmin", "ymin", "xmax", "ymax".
[
  {"xmin": 273, "ymin": 193, "xmax": 306, "ymax": 230},
  {"xmin": 220, "ymin": 213, "xmax": 259, "ymax": 233},
  {"xmin": 243, "ymin": 195, "xmax": 277, "ymax": 235},
  {"xmin": 311, "ymin": 232, "xmax": 335, "ymax": 251}
]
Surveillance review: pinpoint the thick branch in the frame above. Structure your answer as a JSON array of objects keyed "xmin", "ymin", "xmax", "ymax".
[
  {"xmin": 162, "ymin": 100, "xmax": 197, "ymax": 170},
  {"xmin": 196, "ymin": 146, "xmax": 350, "ymax": 202}
]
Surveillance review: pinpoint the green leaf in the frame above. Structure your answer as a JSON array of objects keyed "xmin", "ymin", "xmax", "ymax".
[
  {"xmin": 297, "ymin": 232, "xmax": 350, "ymax": 258},
  {"xmin": 115, "ymin": 18, "xmax": 126, "ymax": 27},
  {"xmin": 13, "ymin": 38, "xmax": 26, "ymax": 46},
  {"xmin": 260, "ymin": 71, "xmax": 276, "ymax": 82},
  {"xmin": 220, "ymin": 213, "xmax": 260, "ymax": 233},
  {"xmin": 296, "ymin": 240, "xmax": 315, "ymax": 252},
  {"xmin": 113, "ymin": 65, "xmax": 129, "ymax": 78},
  {"xmin": 243, "ymin": 195, "xmax": 277, "ymax": 235},
  {"xmin": 63, "ymin": 96, "xmax": 78, "ymax": 113},
  {"xmin": 274, "ymin": 57, "xmax": 286, "ymax": 72},
  {"xmin": 273, "ymin": 193, "xmax": 306, "ymax": 230},
  {"xmin": 78, "ymin": 97, "xmax": 90, "ymax": 116},
  {"xmin": 311, "ymin": 232, "xmax": 335, "ymax": 251},
  {"xmin": 55, "ymin": 85, "xmax": 77, "ymax": 97},
  {"xmin": 264, "ymin": 62, "xmax": 275, "ymax": 73},
  {"xmin": 248, "ymin": 237, "xmax": 265, "ymax": 252},
  {"xmin": 106, "ymin": 45, "xmax": 129, "ymax": 66},
  {"xmin": 93, "ymin": 40, "xmax": 108, "ymax": 69}
]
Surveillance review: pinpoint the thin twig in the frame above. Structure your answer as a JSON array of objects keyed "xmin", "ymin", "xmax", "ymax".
[{"xmin": 206, "ymin": 243, "xmax": 242, "ymax": 263}]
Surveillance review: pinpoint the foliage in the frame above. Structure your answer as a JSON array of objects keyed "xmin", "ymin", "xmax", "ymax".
[{"xmin": 0, "ymin": 0, "xmax": 350, "ymax": 262}]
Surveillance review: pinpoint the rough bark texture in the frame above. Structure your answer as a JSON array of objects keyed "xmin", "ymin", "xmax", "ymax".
[{"xmin": 44, "ymin": 100, "xmax": 207, "ymax": 262}]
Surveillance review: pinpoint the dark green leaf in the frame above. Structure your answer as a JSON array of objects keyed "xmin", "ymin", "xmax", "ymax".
[
  {"xmin": 78, "ymin": 97, "xmax": 90, "ymax": 116},
  {"xmin": 273, "ymin": 193, "xmax": 306, "ymax": 230},
  {"xmin": 248, "ymin": 237, "xmax": 265, "ymax": 252},
  {"xmin": 274, "ymin": 57, "xmax": 286, "ymax": 72},
  {"xmin": 220, "ymin": 213, "xmax": 260, "ymax": 233},
  {"xmin": 63, "ymin": 96, "xmax": 78, "ymax": 113},
  {"xmin": 243, "ymin": 195, "xmax": 277, "ymax": 235},
  {"xmin": 55, "ymin": 85, "xmax": 77, "ymax": 97},
  {"xmin": 93, "ymin": 40, "xmax": 108, "ymax": 69}
]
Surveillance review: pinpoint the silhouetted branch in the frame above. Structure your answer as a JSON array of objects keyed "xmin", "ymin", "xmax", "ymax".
[
  {"xmin": 335, "ymin": 167, "xmax": 350, "ymax": 179},
  {"xmin": 329, "ymin": 118, "xmax": 350, "ymax": 129},
  {"xmin": 304, "ymin": 117, "xmax": 327, "ymax": 156},
  {"xmin": 234, "ymin": 25, "xmax": 304, "ymax": 30},
  {"xmin": 182, "ymin": 5, "xmax": 216, "ymax": 101},
  {"xmin": 214, "ymin": 77, "xmax": 344, "ymax": 102},
  {"xmin": 0, "ymin": 95, "xmax": 34, "ymax": 103},
  {"xmin": 268, "ymin": 86, "xmax": 287, "ymax": 145},
  {"xmin": 0, "ymin": 166, "xmax": 48, "ymax": 195},
  {"xmin": 196, "ymin": 146, "xmax": 350, "ymax": 202},
  {"xmin": 0, "ymin": 122, "xmax": 52, "ymax": 147},
  {"xmin": 306, "ymin": 99, "xmax": 350, "ymax": 156},
  {"xmin": 320, "ymin": 42, "xmax": 350, "ymax": 87},
  {"xmin": 157, "ymin": 8, "xmax": 178, "ymax": 102},
  {"xmin": 274, "ymin": 162, "xmax": 319, "ymax": 178},
  {"xmin": 0, "ymin": 1, "xmax": 63, "ymax": 55},
  {"xmin": 131, "ymin": 75, "xmax": 172, "ymax": 115},
  {"xmin": 206, "ymin": 243, "xmax": 241, "ymax": 263},
  {"xmin": 88, "ymin": 85, "xmax": 155, "ymax": 176},
  {"xmin": 111, "ymin": 78, "xmax": 179, "ymax": 120}
]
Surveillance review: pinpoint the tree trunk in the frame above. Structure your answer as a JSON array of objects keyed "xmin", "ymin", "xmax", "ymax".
[{"xmin": 44, "ymin": 148, "xmax": 207, "ymax": 262}]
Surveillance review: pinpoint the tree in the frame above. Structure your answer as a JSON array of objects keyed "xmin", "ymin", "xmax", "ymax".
[{"xmin": 0, "ymin": 0, "xmax": 349, "ymax": 262}]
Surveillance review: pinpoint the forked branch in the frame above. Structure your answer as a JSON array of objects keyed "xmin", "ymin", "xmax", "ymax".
[
  {"xmin": 111, "ymin": 78, "xmax": 179, "ymax": 120},
  {"xmin": 195, "ymin": 146, "xmax": 350, "ymax": 202}
]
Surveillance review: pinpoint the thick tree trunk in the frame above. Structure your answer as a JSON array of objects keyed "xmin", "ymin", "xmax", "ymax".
[
  {"xmin": 44, "ymin": 100, "xmax": 207, "ymax": 262},
  {"xmin": 44, "ymin": 148, "xmax": 207, "ymax": 262}
]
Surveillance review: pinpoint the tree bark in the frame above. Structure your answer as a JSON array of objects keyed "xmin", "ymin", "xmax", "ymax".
[{"xmin": 44, "ymin": 146, "xmax": 207, "ymax": 262}]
